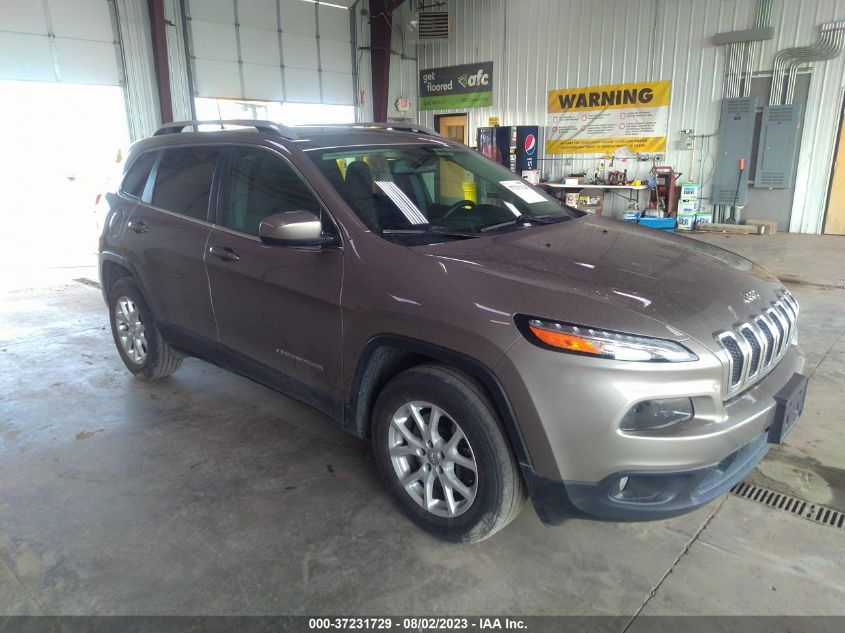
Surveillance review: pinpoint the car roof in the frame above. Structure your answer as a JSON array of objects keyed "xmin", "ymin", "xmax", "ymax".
[{"xmin": 129, "ymin": 122, "xmax": 450, "ymax": 156}]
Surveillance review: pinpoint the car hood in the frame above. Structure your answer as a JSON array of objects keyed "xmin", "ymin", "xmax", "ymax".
[{"xmin": 413, "ymin": 216, "xmax": 785, "ymax": 353}]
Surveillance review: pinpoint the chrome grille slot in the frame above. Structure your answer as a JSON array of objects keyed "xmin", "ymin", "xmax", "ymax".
[{"xmin": 716, "ymin": 290, "xmax": 798, "ymax": 397}]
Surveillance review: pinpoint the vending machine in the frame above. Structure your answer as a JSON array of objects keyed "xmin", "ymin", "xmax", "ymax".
[{"xmin": 476, "ymin": 125, "xmax": 539, "ymax": 182}]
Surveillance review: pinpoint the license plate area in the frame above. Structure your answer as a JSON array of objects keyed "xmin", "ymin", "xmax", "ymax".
[{"xmin": 768, "ymin": 373, "xmax": 808, "ymax": 444}]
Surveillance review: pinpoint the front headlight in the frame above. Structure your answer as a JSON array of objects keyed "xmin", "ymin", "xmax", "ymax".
[{"xmin": 516, "ymin": 317, "xmax": 698, "ymax": 362}]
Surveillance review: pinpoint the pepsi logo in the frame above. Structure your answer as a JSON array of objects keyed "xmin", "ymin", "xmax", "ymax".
[{"xmin": 524, "ymin": 133, "xmax": 536, "ymax": 155}]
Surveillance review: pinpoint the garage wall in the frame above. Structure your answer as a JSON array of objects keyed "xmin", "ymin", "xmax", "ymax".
[
  {"xmin": 0, "ymin": 0, "xmax": 121, "ymax": 84},
  {"xmin": 413, "ymin": 0, "xmax": 845, "ymax": 234},
  {"xmin": 184, "ymin": 0, "xmax": 355, "ymax": 105}
]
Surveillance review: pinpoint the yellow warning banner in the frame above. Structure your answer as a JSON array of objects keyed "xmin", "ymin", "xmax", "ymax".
[{"xmin": 546, "ymin": 80, "xmax": 671, "ymax": 154}]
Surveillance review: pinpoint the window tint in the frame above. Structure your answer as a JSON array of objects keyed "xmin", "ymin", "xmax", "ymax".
[
  {"xmin": 121, "ymin": 151, "xmax": 157, "ymax": 199},
  {"xmin": 223, "ymin": 147, "xmax": 322, "ymax": 236},
  {"xmin": 151, "ymin": 146, "xmax": 220, "ymax": 220}
]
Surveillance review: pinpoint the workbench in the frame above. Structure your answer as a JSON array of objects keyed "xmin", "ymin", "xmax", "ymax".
[{"xmin": 539, "ymin": 182, "xmax": 650, "ymax": 207}]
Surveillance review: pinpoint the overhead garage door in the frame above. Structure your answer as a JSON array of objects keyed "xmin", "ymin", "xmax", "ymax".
[
  {"xmin": 186, "ymin": 0, "xmax": 355, "ymax": 105},
  {"xmin": 0, "ymin": 0, "xmax": 121, "ymax": 85}
]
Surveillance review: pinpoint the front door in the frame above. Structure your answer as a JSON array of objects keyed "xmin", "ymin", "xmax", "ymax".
[
  {"xmin": 205, "ymin": 146, "xmax": 344, "ymax": 417},
  {"xmin": 436, "ymin": 113, "xmax": 469, "ymax": 145}
]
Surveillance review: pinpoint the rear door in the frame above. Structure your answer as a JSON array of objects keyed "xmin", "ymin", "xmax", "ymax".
[
  {"xmin": 122, "ymin": 145, "xmax": 221, "ymax": 346},
  {"xmin": 205, "ymin": 146, "xmax": 343, "ymax": 416}
]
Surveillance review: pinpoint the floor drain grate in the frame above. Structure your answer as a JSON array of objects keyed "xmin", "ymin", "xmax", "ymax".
[
  {"xmin": 731, "ymin": 482, "xmax": 845, "ymax": 530},
  {"xmin": 781, "ymin": 278, "xmax": 845, "ymax": 290},
  {"xmin": 73, "ymin": 277, "xmax": 101, "ymax": 289}
]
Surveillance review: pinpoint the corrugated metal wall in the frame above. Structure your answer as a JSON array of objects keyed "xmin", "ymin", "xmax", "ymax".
[{"xmin": 409, "ymin": 0, "xmax": 845, "ymax": 234}]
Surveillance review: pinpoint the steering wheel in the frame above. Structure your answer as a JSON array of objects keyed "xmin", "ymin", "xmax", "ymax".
[{"xmin": 442, "ymin": 199, "xmax": 477, "ymax": 218}]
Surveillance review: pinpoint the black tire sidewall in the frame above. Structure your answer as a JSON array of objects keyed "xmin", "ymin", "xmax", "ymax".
[
  {"xmin": 372, "ymin": 368, "xmax": 510, "ymax": 542},
  {"xmin": 108, "ymin": 278, "xmax": 161, "ymax": 379}
]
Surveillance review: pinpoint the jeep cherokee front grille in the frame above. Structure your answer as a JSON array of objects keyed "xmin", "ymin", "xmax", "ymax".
[{"xmin": 716, "ymin": 290, "xmax": 799, "ymax": 397}]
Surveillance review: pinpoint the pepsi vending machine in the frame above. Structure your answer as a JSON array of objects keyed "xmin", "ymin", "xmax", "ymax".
[{"xmin": 476, "ymin": 125, "xmax": 539, "ymax": 182}]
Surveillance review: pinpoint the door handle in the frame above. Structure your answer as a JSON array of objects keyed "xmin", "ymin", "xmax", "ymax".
[
  {"xmin": 127, "ymin": 220, "xmax": 150, "ymax": 233},
  {"xmin": 208, "ymin": 245, "xmax": 240, "ymax": 262}
]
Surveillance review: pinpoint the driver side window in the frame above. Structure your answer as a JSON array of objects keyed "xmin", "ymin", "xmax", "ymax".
[{"xmin": 223, "ymin": 148, "xmax": 322, "ymax": 236}]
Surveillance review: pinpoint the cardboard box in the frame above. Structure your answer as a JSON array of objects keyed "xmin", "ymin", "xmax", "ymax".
[
  {"xmin": 676, "ymin": 213, "xmax": 696, "ymax": 231},
  {"xmin": 564, "ymin": 177, "xmax": 585, "ymax": 185},
  {"xmin": 681, "ymin": 183, "xmax": 699, "ymax": 199},
  {"xmin": 743, "ymin": 219, "xmax": 778, "ymax": 234},
  {"xmin": 677, "ymin": 200, "xmax": 697, "ymax": 214}
]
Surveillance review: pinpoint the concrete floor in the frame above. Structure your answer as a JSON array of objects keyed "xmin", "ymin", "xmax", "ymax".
[{"xmin": 1, "ymin": 233, "xmax": 844, "ymax": 618}]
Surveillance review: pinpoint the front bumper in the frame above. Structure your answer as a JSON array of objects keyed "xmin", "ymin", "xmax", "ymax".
[
  {"xmin": 496, "ymin": 336, "xmax": 806, "ymax": 523},
  {"xmin": 524, "ymin": 428, "xmax": 769, "ymax": 523}
]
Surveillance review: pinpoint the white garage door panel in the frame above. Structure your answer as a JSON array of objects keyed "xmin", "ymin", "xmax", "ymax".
[
  {"xmin": 281, "ymin": 0, "xmax": 316, "ymax": 35},
  {"xmin": 243, "ymin": 63, "xmax": 284, "ymax": 101},
  {"xmin": 320, "ymin": 38, "xmax": 352, "ymax": 74},
  {"xmin": 238, "ymin": 0, "xmax": 277, "ymax": 29},
  {"xmin": 188, "ymin": 0, "xmax": 235, "ymax": 23},
  {"xmin": 195, "ymin": 59, "xmax": 241, "ymax": 98},
  {"xmin": 321, "ymin": 71, "xmax": 353, "ymax": 105},
  {"xmin": 54, "ymin": 39, "xmax": 120, "ymax": 85},
  {"xmin": 282, "ymin": 33, "xmax": 318, "ymax": 70},
  {"xmin": 284, "ymin": 67, "xmax": 320, "ymax": 102},
  {"xmin": 47, "ymin": 0, "xmax": 114, "ymax": 41},
  {"xmin": 317, "ymin": 5, "xmax": 349, "ymax": 42},
  {"xmin": 0, "ymin": 0, "xmax": 120, "ymax": 85},
  {"xmin": 0, "ymin": 32, "xmax": 55, "ymax": 81},
  {"xmin": 191, "ymin": 20, "xmax": 238, "ymax": 62},
  {"xmin": 186, "ymin": 0, "xmax": 354, "ymax": 105},
  {"xmin": 240, "ymin": 26, "xmax": 280, "ymax": 66},
  {"xmin": 0, "ymin": 0, "xmax": 47, "ymax": 33}
]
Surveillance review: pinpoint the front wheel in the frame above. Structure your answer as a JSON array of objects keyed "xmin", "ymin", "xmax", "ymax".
[{"xmin": 371, "ymin": 364, "xmax": 526, "ymax": 543}]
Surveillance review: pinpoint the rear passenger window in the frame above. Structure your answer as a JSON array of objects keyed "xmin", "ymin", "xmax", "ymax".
[
  {"xmin": 121, "ymin": 151, "xmax": 157, "ymax": 199},
  {"xmin": 223, "ymin": 147, "xmax": 322, "ymax": 236},
  {"xmin": 152, "ymin": 146, "xmax": 220, "ymax": 220}
]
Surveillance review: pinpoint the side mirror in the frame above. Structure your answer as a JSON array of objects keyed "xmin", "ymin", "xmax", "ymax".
[{"xmin": 258, "ymin": 211, "xmax": 335, "ymax": 247}]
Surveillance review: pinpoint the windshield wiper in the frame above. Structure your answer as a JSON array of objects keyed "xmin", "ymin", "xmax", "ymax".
[
  {"xmin": 480, "ymin": 214, "xmax": 568, "ymax": 233},
  {"xmin": 381, "ymin": 225, "xmax": 475, "ymax": 238}
]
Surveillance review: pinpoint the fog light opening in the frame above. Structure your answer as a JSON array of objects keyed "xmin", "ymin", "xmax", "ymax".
[{"xmin": 619, "ymin": 397, "xmax": 695, "ymax": 432}]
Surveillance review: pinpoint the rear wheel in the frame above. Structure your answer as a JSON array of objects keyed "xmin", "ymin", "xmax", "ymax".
[
  {"xmin": 108, "ymin": 277, "xmax": 182, "ymax": 380},
  {"xmin": 372, "ymin": 364, "xmax": 526, "ymax": 543}
]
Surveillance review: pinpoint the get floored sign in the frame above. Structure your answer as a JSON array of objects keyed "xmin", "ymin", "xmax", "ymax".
[
  {"xmin": 419, "ymin": 62, "xmax": 493, "ymax": 110},
  {"xmin": 546, "ymin": 80, "xmax": 671, "ymax": 154}
]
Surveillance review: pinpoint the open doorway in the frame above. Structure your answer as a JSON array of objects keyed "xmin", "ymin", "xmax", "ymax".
[
  {"xmin": 435, "ymin": 113, "xmax": 469, "ymax": 145},
  {"xmin": 824, "ymin": 107, "xmax": 845, "ymax": 235}
]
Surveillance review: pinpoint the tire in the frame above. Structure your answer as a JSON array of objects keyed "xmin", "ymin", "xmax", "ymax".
[
  {"xmin": 371, "ymin": 363, "xmax": 526, "ymax": 543},
  {"xmin": 108, "ymin": 277, "xmax": 182, "ymax": 380}
]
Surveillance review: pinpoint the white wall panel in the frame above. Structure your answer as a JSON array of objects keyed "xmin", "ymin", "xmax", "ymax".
[
  {"xmin": 321, "ymin": 37, "xmax": 353, "ymax": 73},
  {"xmin": 322, "ymin": 70, "xmax": 354, "ymax": 104},
  {"xmin": 243, "ymin": 63, "xmax": 284, "ymax": 100},
  {"xmin": 190, "ymin": 20, "xmax": 238, "ymax": 62},
  {"xmin": 411, "ymin": 0, "xmax": 845, "ymax": 234},
  {"xmin": 195, "ymin": 58, "xmax": 241, "ymax": 98},
  {"xmin": 240, "ymin": 26, "xmax": 281, "ymax": 65},
  {"xmin": 54, "ymin": 39, "xmax": 120, "ymax": 85},
  {"xmin": 283, "ymin": 32, "xmax": 319, "ymax": 68},
  {"xmin": 285, "ymin": 67, "xmax": 321, "ymax": 101},
  {"xmin": 0, "ymin": 32, "xmax": 56, "ymax": 81},
  {"xmin": 164, "ymin": 0, "xmax": 194, "ymax": 121},
  {"xmin": 0, "ymin": 0, "xmax": 48, "ymax": 33},
  {"xmin": 49, "ymin": 0, "xmax": 114, "ymax": 41}
]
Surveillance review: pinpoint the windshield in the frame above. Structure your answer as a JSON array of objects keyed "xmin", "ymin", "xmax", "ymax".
[{"xmin": 304, "ymin": 143, "xmax": 580, "ymax": 240}]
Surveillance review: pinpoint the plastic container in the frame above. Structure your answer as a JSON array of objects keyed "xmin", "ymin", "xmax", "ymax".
[
  {"xmin": 622, "ymin": 210, "xmax": 640, "ymax": 222},
  {"xmin": 638, "ymin": 217, "xmax": 676, "ymax": 232}
]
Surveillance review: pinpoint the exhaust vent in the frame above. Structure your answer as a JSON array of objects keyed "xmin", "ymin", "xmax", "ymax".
[{"xmin": 418, "ymin": 12, "xmax": 449, "ymax": 40}]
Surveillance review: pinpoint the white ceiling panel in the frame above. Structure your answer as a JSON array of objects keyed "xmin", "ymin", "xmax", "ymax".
[
  {"xmin": 0, "ymin": 0, "xmax": 48, "ymax": 34},
  {"xmin": 319, "ymin": 37, "xmax": 352, "ymax": 74},
  {"xmin": 280, "ymin": 0, "xmax": 316, "ymax": 35},
  {"xmin": 320, "ymin": 70, "xmax": 353, "ymax": 105},
  {"xmin": 243, "ymin": 63, "xmax": 284, "ymax": 101},
  {"xmin": 282, "ymin": 32, "xmax": 318, "ymax": 70},
  {"xmin": 283, "ymin": 67, "xmax": 320, "ymax": 102},
  {"xmin": 317, "ymin": 4, "xmax": 350, "ymax": 42},
  {"xmin": 195, "ymin": 58, "xmax": 241, "ymax": 98},
  {"xmin": 54, "ymin": 38, "xmax": 120, "ymax": 84},
  {"xmin": 237, "ymin": 0, "xmax": 278, "ymax": 29},
  {"xmin": 191, "ymin": 19, "xmax": 238, "ymax": 62},
  {"xmin": 239, "ymin": 26, "xmax": 280, "ymax": 65},
  {"xmin": 47, "ymin": 0, "xmax": 114, "ymax": 41},
  {"xmin": 0, "ymin": 32, "xmax": 55, "ymax": 81},
  {"xmin": 188, "ymin": 0, "xmax": 235, "ymax": 23}
]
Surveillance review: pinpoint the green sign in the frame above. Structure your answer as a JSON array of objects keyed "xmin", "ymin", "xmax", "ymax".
[{"xmin": 419, "ymin": 62, "xmax": 493, "ymax": 111}]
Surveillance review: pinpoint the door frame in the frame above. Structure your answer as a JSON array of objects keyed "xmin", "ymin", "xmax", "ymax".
[
  {"xmin": 434, "ymin": 113, "xmax": 469, "ymax": 145},
  {"xmin": 822, "ymin": 91, "xmax": 845, "ymax": 235}
]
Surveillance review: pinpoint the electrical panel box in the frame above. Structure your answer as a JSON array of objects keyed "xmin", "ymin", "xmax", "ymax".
[
  {"xmin": 754, "ymin": 104, "xmax": 803, "ymax": 189},
  {"xmin": 713, "ymin": 97, "xmax": 757, "ymax": 205}
]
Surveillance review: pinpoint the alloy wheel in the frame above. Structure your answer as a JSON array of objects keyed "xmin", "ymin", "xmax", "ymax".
[{"xmin": 114, "ymin": 296, "xmax": 147, "ymax": 365}]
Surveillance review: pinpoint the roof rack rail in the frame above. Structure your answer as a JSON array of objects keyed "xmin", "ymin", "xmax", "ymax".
[
  {"xmin": 339, "ymin": 122, "xmax": 442, "ymax": 137},
  {"xmin": 153, "ymin": 119, "xmax": 298, "ymax": 140}
]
